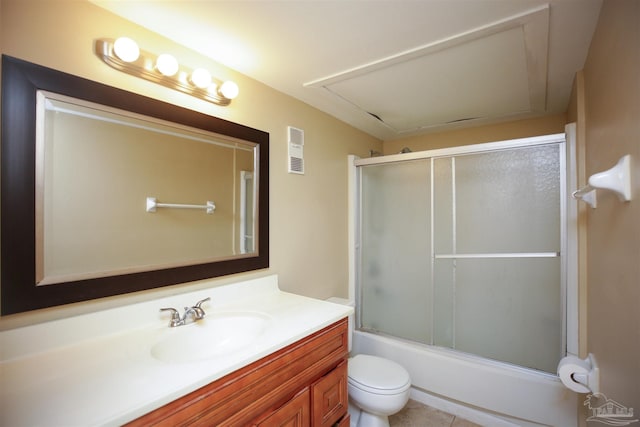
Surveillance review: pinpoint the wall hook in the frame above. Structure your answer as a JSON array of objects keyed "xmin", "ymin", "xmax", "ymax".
[{"xmin": 572, "ymin": 155, "xmax": 632, "ymax": 208}]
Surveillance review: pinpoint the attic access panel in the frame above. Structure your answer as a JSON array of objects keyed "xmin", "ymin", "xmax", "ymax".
[{"xmin": 305, "ymin": 6, "xmax": 549, "ymax": 135}]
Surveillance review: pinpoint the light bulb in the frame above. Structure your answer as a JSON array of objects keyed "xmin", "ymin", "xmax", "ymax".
[
  {"xmin": 190, "ymin": 68, "xmax": 212, "ymax": 89},
  {"xmin": 113, "ymin": 37, "xmax": 140, "ymax": 63},
  {"xmin": 156, "ymin": 53, "xmax": 179, "ymax": 77},
  {"xmin": 219, "ymin": 81, "xmax": 239, "ymax": 100}
]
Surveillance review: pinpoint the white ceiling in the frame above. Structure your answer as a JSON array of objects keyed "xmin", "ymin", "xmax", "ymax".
[{"xmin": 92, "ymin": 0, "xmax": 603, "ymax": 141}]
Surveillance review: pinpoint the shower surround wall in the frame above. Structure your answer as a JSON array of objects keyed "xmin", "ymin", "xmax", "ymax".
[{"xmin": 354, "ymin": 134, "xmax": 576, "ymax": 425}]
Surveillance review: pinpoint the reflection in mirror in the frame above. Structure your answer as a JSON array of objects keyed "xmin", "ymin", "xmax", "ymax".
[
  {"xmin": 1, "ymin": 55, "xmax": 269, "ymax": 315},
  {"xmin": 36, "ymin": 91, "xmax": 258, "ymax": 285},
  {"xmin": 240, "ymin": 171, "xmax": 255, "ymax": 254}
]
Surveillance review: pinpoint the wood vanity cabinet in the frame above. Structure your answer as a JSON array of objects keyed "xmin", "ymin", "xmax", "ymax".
[{"xmin": 126, "ymin": 318, "xmax": 350, "ymax": 427}]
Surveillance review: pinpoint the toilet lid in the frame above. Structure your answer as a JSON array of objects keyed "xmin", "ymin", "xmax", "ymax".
[{"xmin": 348, "ymin": 354, "xmax": 411, "ymax": 395}]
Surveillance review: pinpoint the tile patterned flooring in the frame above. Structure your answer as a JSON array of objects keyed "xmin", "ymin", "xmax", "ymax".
[{"xmin": 389, "ymin": 399, "xmax": 482, "ymax": 427}]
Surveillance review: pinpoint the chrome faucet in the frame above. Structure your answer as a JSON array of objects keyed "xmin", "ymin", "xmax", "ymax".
[{"xmin": 160, "ymin": 297, "xmax": 211, "ymax": 327}]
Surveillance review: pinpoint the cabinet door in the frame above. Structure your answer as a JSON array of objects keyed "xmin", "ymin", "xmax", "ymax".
[
  {"xmin": 256, "ymin": 388, "xmax": 310, "ymax": 427},
  {"xmin": 311, "ymin": 361, "xmax": 348, "ymax": 427}
]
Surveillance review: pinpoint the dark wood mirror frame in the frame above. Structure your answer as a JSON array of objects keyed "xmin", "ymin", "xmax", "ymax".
[{"xmin": 1, "ymin": 55, "xmax": 269, "ymax": 315}]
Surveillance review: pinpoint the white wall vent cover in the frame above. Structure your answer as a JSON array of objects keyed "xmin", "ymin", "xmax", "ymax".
[{"xmin": 287, "ymin": 126, "xmax": 305, "ymax": 174}]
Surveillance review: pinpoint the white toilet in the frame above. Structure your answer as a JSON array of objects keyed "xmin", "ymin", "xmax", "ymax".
[
  {"xmin": 347, "ymin": 354, "xmax": 411, "ymax": 427},
  {"xmin": 325, "ymin": 297, "xmax": 411, "ymax": 427}
]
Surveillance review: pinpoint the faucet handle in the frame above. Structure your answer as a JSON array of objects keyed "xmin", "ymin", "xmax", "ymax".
[
  {"xmin": 160, "ymin": 307, "xmax": 183, "ymax": 327},
  {"xmin": 192, "ymin": 297, "xmax": 210, "ymax": 320},
  {"xmin": 194, "ymin": 297, "xmax": 211, "ymax": 309}
]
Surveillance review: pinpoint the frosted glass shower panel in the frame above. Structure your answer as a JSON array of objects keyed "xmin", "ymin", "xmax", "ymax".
[
  {"xmin": 433, "ymin": 158, "xmax": 454, "ymax": 255},
  {"xmin": 433, "ymin": 259, "xmax": 454, "ymax": 348},
  {"xmin": 360, "ymin": 161, "xmax": 432, "ymax": 344},
  {"xmin": 454, "ymin": 145, "xmax": 560, "ymax": 254},
  {"xmin": 454, "ymin": 258, "xmax": 562, "ymax": 373}
]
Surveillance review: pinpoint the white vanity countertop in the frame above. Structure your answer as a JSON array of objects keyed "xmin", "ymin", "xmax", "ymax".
[{"xmin": 0, "ymin": 275, "xmax": 353, "ymax": 427}]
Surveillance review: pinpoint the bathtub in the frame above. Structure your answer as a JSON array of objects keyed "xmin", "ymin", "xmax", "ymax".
[{"xmin": 352, "ymin": 330, "xmax": 578, "ymax": 426}]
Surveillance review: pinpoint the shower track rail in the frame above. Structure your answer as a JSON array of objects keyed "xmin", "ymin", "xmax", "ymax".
[{"xmin": 435, "ymin": 252, "xmax": 559, "ymax": 259}]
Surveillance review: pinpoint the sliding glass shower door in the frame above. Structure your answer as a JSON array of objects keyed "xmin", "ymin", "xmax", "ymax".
[
  {"xmin": 358, "ymin": 141, "xmax": 564, "ymax": 373},
  {"xmin": 360, "ymin": 160, "xmax": 432, "ymax": 344}
]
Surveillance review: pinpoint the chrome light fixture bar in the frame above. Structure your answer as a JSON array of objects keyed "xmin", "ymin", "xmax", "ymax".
[{"xmin": 96, "ymin": 37, "xmax": 239, "ymax": 106}]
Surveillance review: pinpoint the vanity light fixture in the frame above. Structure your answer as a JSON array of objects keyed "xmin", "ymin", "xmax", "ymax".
[
  {"xmin": 113, "ymin": 37, "xmax": 140, "ymax": 63},
  {"xmin": 190, "ymin": 67, "xmax": 213, "ymax": 89},
  {"xmin": 155, "ymin": 53, "xmax": 179, "ymax": 77},
  {"xmin": 219, "ymin": 81, "xmax": 240, "ymax": 100},
  {"xmin": 96, "ymin": 37, "xmax": 239, "ymax": 106}
]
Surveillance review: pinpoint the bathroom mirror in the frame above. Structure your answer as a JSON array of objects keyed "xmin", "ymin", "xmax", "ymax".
[{"xmin": 1, "ymin": 55, "xmax": 269, "ymax": 315}]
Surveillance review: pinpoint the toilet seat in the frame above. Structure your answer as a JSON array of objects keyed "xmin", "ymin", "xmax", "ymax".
[{"xmin": 348, "ymin": 354, "xmax": 411, "ymax": 395}]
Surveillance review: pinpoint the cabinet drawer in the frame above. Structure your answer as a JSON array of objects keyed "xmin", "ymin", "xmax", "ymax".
[
  {"xmin": 254, "ymin": 388, "xmax": 310, "ymax": 427},
  {"xmin": 335, "ymin": 414, "xmax": 350, "ymax": 427},
  {"xmin": 311, "ymin": 360, "xmax": 348, "ymax": 427}
]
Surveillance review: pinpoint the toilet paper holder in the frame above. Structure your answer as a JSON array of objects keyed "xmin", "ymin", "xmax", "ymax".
[
  {"xmin": 571, "ymin": 354, "xmax": 599, "ymax": 393},
  {"xmin": 558, "ymin": 353, "xmax": 600, "ymax": 394}
]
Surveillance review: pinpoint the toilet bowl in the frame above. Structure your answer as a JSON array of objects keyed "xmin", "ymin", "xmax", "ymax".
[
  {"xmin": 324, "ymin": 298, "xmax": 411, "ymax": 426},
  {"xmin": 347, "ymin": 354, "xmax": 411, "ymax": 427}
]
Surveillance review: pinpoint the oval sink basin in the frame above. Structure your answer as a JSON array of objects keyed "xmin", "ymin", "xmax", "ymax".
[{"xmin": 151, "ymin": 311, "xmax": 271, "ymax": 363}]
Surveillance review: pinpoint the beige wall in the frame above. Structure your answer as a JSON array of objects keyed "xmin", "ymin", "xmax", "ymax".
[
  {"xmin": 0, "ymin": 0, "xmax": 381, "ymax": 327},
  {"xmin": 580, "ymin": 0, "xmax": 640, "ymax": 416},
  {"xmin": 383, "ymin": 113, "xmax": 567, "ymax": 154}
]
